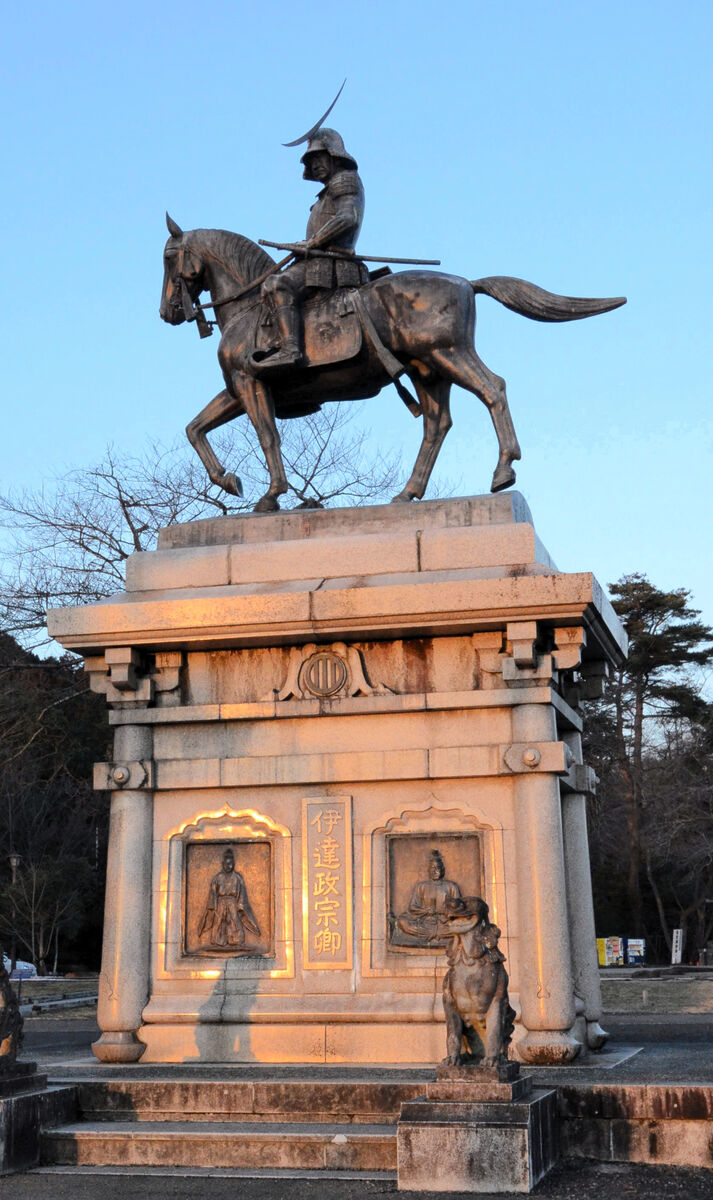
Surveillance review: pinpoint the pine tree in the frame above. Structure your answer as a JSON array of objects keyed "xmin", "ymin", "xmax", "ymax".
[{"xmin": 590, "ymin": 575, "xmax": 713, "ymax": 939}]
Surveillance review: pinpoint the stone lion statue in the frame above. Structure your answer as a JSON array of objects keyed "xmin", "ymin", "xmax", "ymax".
[{"xmin": 441, "ymin": 895, "xmax": 515, "ymax": 1067}]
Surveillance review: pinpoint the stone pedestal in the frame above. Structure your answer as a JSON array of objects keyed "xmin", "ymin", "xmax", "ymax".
[
  {"xmin": 397, "ymin": 1064, "xmax": 558, "ymax": 1192},
  {"xmin": 0, "ymin": 1064, "xmax": 75, "ymax": 1174},
  {"xmin": 47, "ymin": 493, "xmax": 625, "ymax": 1065}
]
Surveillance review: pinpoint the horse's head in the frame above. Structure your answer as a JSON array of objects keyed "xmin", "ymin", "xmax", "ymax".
[{"xmin": 159, "ymin": 213, "xmax": 205, "ymax": 325}]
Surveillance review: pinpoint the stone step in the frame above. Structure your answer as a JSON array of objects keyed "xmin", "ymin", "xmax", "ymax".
[
  {"xmin": 41, "ymin": 1120, "xmax": 397, "ymax": 1172},
  {"xmin": 71, "ymin": 1078, "xmax": 424, "ymax": 1123},
  {"xmin": 33, "ymin": 1165, "xmax": 397, "ymax": 1181}
]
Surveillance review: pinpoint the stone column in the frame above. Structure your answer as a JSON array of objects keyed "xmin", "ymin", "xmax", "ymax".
[
  {"xmin": 512, "ymin": 701, "xmax": 580, "ymax": 1063},
  {"xmin": 92, "ymin": 723, "xmax": 154, "ymax": 1063},
  {"xmin": 561, "ymin": 731, "xmax": 608, "ymax": 1051}
]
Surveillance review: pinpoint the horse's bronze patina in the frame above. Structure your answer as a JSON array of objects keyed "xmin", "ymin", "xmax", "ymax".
[{"xmin": 160, "ymin": 220, "xmax": 625, "ymax": 512}]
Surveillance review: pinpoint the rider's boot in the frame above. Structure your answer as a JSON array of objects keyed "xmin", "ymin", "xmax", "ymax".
[{"xmin": 254, "ymin": 297, "xmax": 303, "ymax": 372}]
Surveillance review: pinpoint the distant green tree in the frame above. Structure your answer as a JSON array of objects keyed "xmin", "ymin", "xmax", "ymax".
[
  {"xmin": 0, "ymin": 634, "xmax": 109, "ymax": 971},
  {"xmin": 585, "ymin": 575, "xmax": 713, "ymax": 948}
]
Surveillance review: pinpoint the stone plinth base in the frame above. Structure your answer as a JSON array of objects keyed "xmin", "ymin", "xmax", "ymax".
[
  {"xmin": 397, "ymin": 1065, "xmax": 558, "ymax": 1193},
  {"xmin": 47, "ymin": 493, "xmax": 626, "ymax": 1070},
  {"xmin": 138, "ymin": 1020, "xmax": 446, "ymax": 1065}
]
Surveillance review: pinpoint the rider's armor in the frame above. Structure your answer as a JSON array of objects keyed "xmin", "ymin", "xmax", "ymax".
[{"xmin": 256, "ymin": 130, "xmax": 367, "ymax": 372}]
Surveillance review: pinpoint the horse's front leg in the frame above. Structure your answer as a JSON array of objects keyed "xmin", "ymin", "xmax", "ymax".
[
  {"xmin": 186, "ymin": 388, "xmax": 246, "ymax": 496},
  {"xmin": 235, "ymin": 376, "xmax": 288, "ymax": 512}
]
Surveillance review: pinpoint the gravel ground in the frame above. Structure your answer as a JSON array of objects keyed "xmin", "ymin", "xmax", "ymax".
[{"xmin": 4, "ymin": 1160, "xmax": 713, "ymax": 1199}]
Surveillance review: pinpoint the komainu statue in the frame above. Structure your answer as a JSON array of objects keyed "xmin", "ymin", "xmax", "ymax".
[{"xmin": 441, "ymin": 896, "xmax": 515, "ymax": 1067}]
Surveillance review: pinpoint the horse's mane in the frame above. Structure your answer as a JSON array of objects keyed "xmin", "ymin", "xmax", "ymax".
[{"xmin": 192, "ymin": 228, "xmax": 276, "ymax": 285}]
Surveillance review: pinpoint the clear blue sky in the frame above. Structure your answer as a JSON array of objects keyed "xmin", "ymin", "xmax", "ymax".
[{"xmin": 2, "ymin": 2, "xmax": 712, "ymax": 628}]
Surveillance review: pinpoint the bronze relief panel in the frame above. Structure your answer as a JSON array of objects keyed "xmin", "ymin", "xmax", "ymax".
[
  {"xmin": 387, "ymin": 833, "xmax": 483, "ymax": 951},
  {"xmin": 184, "ymin": 840, "xmax": 273, "ymax": 957}
]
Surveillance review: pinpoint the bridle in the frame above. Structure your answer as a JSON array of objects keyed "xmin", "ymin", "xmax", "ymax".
[{"xmin": 168, "ymin": 239, "xmax": 280, "ymax": 340}]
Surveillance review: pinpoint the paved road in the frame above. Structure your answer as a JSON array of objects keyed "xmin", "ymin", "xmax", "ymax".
[{"xmin": 22, "ymin": 1013, "xmax": 99, "ymax": 1061}]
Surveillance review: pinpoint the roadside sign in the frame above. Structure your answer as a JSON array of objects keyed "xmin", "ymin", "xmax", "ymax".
[
  {"xmin": 671, "ymin": 928, "xmax": 683, "ymax": 964},
  {"xmin": 625, "ymin": 937, "xmax": 645, "ymax": 965},
  {"xmin": 605, "ymin": 936, "xmax": 624, "ymax": 965}
]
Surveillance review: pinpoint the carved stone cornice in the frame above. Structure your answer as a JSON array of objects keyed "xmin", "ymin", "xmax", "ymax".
[{"xmin": 84, "ymin": 649, "xmax": 183, "ymax": 707}]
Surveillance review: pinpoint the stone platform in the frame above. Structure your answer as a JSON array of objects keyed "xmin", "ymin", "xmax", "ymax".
[
  {"xmin": 47, "ymin": 493, "xmax": 626, "ymax": 1067},
  {"xmin": 32, "ymin": 1063, "xmax": 713, "ymax": 1181}
]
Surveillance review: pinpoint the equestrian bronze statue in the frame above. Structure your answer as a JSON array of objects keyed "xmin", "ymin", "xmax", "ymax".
[{"xmin": 160, "ymin": 127, "xmax": 625, "ymax": 513}]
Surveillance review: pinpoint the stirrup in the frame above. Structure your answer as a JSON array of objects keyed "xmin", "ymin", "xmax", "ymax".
[{"xmin": 252, "ymin": 343, "xmax": 303, "ymax": 373}]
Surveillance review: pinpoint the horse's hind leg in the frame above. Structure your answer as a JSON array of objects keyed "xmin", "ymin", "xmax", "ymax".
[
  {"xmin": 429, "ymin": 346, "xmax": 521, "ymax": 493},
  {"xmin": 186, "ymin": 387, "xmax": 246, "ymax": 497},
  {"xmin": 391, "ymin": 376, "xmax": 452, "ymax": 503}
]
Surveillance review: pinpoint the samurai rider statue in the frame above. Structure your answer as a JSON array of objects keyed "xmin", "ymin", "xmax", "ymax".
[
  {"xmin": 160, "ymin": 82, "xmax": 626, "ymax": 511},
  {"xmin": 254, "ymin": 128, "xmax": 368, "ymax": 373}
]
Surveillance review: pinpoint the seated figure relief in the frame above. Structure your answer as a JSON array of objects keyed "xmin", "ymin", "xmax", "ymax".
[
  {"xmin": 391, "ymin": 850, "xmax": 462, "ymax": 948},
  {"xmin": 198, "ymin": 848, "xmax": 261, "ymax": 950}
]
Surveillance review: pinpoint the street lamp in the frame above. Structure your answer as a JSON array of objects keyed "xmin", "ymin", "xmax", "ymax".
[{"xmin": 8, "ymin": 853, "xmax": 21, "ymax": 974}]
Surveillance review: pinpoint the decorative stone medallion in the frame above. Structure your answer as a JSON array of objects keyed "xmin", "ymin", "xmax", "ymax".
[
  {"xmin": 264, "ymin": 641, "xmax": 392, "ymax": 702},
  {"xmin": 299, "ymin": 651, "xmax": 348, "ymax": 697}
]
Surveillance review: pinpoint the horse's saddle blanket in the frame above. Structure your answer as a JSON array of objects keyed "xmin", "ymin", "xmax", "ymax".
[{"xmin": 256, "ymin": 288, "xmax": 363, "ymax": 368}]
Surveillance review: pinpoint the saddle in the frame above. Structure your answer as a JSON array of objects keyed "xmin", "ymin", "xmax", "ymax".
[
  {"xmin": 255, "ymin": 288, "xmax": 363, "ymax": 369},
  {"xmin": 255, "ymin": 273, "xmax": 421, "ymax": 421}
]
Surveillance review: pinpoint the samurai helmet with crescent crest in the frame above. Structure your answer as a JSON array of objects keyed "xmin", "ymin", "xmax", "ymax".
[{"xmin": 300, "ymin": 128, "xmax": 358, "ymax": 179}]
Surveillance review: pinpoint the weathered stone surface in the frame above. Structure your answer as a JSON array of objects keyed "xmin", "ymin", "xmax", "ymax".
[
  {"xmin": 397, "ymin": 1088, "xmax": 558, "ymax": 1192},
  {"xmin": 556, "ymin": 1084, "xmax": 713, "ymax": 1169},
  {"xmin": 0, "ymin": 1083, "xmax": 76, "ymax": 1174},
  {"xmin": 41, "ymin": 1120, "xmax": 397, "ymax": 1170},
  {"xmin": 157, "ymin": 493, "xmax": 536, "ymax": 549},
  {"xmin": 427, "ymin": 1078, "xmax": 531, "ymax": 1102},
  {"xmin": 428, "ymin": 1065, "xmax": 530, "ymax": 1103}
]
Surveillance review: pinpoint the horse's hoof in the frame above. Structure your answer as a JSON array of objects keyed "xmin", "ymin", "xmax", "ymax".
[
  {"xmin": 220, "ymin": 472, "xmax": 243, "ymax": 497},
  {"xmin": 490, "ymin": 464, "xmax": 516, "ymax": 493},
  {"xmin": 390, "ymin": 490, "xmax": 416, "ymax": 504},
  {"xmin": 294, "ymin": 497, "xmax": 324, "ymax": 510},
  {"xmin": 253, "ymin": 495, "xmax": 280, "ymax": 513}
]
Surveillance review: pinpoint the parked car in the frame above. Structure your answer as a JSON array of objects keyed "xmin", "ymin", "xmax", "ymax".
[{"xmin": 2, "ymin": 953, "xmax": 37, "ymax": 979}]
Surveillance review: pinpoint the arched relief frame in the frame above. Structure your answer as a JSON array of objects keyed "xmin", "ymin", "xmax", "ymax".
[
  {"xmin": 361, "ymin": 803, "xmax": 507, "ymax": 978},
  {"xmin": 156, "ymin": 806, "xmax": 293, "ymax": 981}
]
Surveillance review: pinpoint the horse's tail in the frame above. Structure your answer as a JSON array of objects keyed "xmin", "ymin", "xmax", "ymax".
[{"xmin": 471, "ymin": 276, "xmax": 626, "ymax": 323}]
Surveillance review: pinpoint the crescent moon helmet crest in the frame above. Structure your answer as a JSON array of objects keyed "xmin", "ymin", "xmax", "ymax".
[{"xmin": 282, "ymin": 79, "xmax": 347, "ymax": 147}]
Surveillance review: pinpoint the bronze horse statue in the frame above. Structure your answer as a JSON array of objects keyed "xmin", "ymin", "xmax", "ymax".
[{"xmin": 160, "ymin": 217, "xmax": 625, "ymax": 512}]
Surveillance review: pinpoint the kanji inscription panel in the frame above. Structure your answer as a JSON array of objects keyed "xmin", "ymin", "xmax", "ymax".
[{"xmin": 302, "ymin": 797, "xmax": 353, "ymax": 970}]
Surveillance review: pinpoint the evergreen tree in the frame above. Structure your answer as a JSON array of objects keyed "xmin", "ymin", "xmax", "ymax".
[
  {"xmin": 0, "ymin": 633, "xmax": 109, "ymax": 971},
  {"xmin": 586, "ymin": 574, "xmax": 713, "ymax": 946}
]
